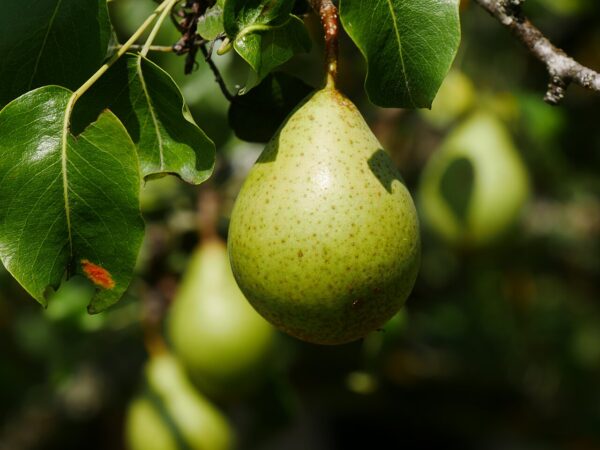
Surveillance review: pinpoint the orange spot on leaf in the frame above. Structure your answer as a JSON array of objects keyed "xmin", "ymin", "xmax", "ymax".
[{"xmin": 81, "ymin": 259, "xmax": 115, "ymax": 289}]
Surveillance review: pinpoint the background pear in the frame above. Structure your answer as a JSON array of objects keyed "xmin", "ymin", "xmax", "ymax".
[
  {"xmin": 420, "ymin": 70, "xmax": 476, "ymax": 128},
  {"xmin": 125, "ymin": 353, "xmax": 233, "ymax": 450},
  {"xmin": 167, "ymin": 239, "xmax": 276, "ymax": 397},
  {"xmin": 228, "ymin": 86, "xmax": 421, "ymax": 345},
  {"xmin": 419, "ymin": 111, "xmax": 530, "ymax": 247}
]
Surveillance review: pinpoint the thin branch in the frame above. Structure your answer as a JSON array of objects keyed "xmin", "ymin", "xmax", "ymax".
[
  {"xmin": 116, "ymin": 44, "xmax": 175, "ymax": 53},
  {"xmin": 199, "ymin": 42, "xmax": 235, "ymax": 102},
  {"xmin": 474, "ymin": 0, "xmax": 600, "ymax": 104},
  {"xmin": 308, "ymin": 0, "xmax": 339, "ymax": 87}
]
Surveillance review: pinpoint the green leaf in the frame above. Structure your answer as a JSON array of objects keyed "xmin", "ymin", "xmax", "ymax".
[
  {"xmin": 229, "ymin": 72, "xmax": 313, "ymax": 142},
  {"xmin": 0, "ymin": 86, "xmax": 144, "ymax": 313},
  {"xmin": 73, "ymin": 54, "xmax": 215, "ymax": 185},
  {"xmin": 223, "ymin": 0, "xmax": 309, "ymax": 91},
  {"xmin": 0, "ymin": 0, "xmax": 112, "ymax": 107},
  {"xmin": 339, "ymin": 0, "xmax": 461, "ymax": 108},
  {"xmin": 224, "ymin": 0, "xmax": 295, "ymax": 37},
  {"xmin": 234, "ymin": 16, "xmax": 311, "ymax": 92},
  {"xmin": 198, "ymin": 0, "xmax": 226, "ymax": 40}
]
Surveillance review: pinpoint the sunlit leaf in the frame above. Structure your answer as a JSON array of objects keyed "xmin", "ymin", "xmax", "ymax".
[
  {"xmin": 339, "ymin": 0, "xmax": 461, "ymax": 108},
  {"xmin": 73, "ymin": 54, "xmax": 215, "ymax": 184},
  {"xmin": 0, "ymin": 86, "xmax": 144, "ymax": 313}
]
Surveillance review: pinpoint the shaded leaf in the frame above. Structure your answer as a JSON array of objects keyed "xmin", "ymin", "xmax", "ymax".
[
  {"xmin": 234, "ymin": 16, "xmax": 311, "ymax": 92},
  {"xmin": 0, "ymin": 86, "xmax": 144, "ymax": 313},
  {"xmin": 229, "ymin": 72, "xmax": 313, "ymax": 142},
  {"xmin": 339, "ymin": 0, "xmax": 461, "ymax": 108},
  {"xmin": 198, "ymin": 0, "xmax": 226, "ymax": 40},
  {"xmin": 223, "ymin": 0, "xmax": 309, "ymax": 91},
  {"xmin": 0, "ymin": 0, "xmax": 112, "ymax": 107},
  {"xmin": 73, "ymin": 54, "xmax": 215, "ymax": 184},
  {"xmin": 224, "ymin": 0, "xmax": 295, "ymax": 37}
]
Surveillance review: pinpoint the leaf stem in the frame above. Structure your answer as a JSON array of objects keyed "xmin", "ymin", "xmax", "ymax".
[
  {"xmin": 116, "ymin": 44, "xmax": 175, "ymax": 53},
  {"xmin": 141, "ymin": 0, "xmax": 179, "ymax": 57},
  {"xmin": 308, "ymin": 0, "xmax": 339, "ymax": 88},
  {"xmin": 70, "ymin": 0, "xmax": 178, "ymax": 104}
]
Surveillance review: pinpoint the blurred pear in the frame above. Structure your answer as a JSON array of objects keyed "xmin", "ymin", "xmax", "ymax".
[
  {"xmin": 125, "ymin": 353, "xmax": 233, "ymax": 450},
  {"xmin": 421, "ymin": 71, "xmax": 476, "ymax": 128},
  {"xmin": 419, "ymin": 112, "xmax": 530, "ymax": 247},
  {"xmin": 167, "ymin": 239, "xmax": 276, "ymax": 398}
]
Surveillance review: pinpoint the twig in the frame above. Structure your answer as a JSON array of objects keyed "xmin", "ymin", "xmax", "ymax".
[
  {"xmin": 474, "ymin": 0, "xmax": 600, "ymax": 104},
  {"xmin": 308, "ymin": 0, "xmax": 339, "ymax": 87},
  {"xmin": 199, "ymin": 42, "xmax": 235, "ymax": 102},
  {"xmin": 116, "ymin": 44, "xmax": 174, "ymax": 53}
]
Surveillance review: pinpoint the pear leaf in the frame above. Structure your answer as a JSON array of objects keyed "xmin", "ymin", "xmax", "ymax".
[
  {"xmin": 73, "ymin": 54, "xmax": 215, "ymax": 184},
  {"xmin": 339, "ymin": 0, "xmax": 461, "ymax": 108},
  {"xmin": 223, "ymin": 0, "xmax": 295, "ymax": 36},
  {"xmin": 198, "ymin": 0, "xmax": 226, "ymax": 40},
  {"xmin": 0, "ymin": 86, "xmax": 144, "ymax": 313},
  {"xmin": 234, "ymin": 16, "xmax": 311, "ymax": 93},
  {"xmin": 224, "ymin": 0, "xmax": 310, "ymax": 92},
  {"xmin": 0, "ymin": 0, "xmax": 112, "ymax": 107}
]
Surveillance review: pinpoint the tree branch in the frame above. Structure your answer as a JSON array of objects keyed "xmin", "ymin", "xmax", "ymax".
[
  {"xmin": 474, "ymin": 0, "xmax": 600, "ymax": 104},
  {"xmin": 308, "ymin": 0, "xmax": 339, "ymax": 86},
  {"xmin": 198, "ymin": 41, "xmax": 235, "ymax": 102}
]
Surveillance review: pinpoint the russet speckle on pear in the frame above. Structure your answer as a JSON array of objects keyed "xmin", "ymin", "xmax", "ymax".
[{"xmin": 228, "ymin": 85, "xmax": 420, "ymax": 345}]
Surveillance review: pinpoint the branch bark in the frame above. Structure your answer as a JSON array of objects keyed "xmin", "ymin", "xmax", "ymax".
[
  {"xmin": 308, "ymin": 0, "xmax": 339, "ymax": 86},
  {"xmin": 474, "ymin": 0, "xmax": 600, "ymax": 104}
]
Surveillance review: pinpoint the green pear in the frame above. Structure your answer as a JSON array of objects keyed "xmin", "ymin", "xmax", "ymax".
[
  {"xmin": 420, "ymin": 70, "xmax": 476, "ymax": 128},
  {"xmin": 125, "ymin": 353, "xmax": 234, "ymax": 450},
  {"xmin": 419, "ymin": 111, "xmax": 530, "ymax": 247},
  {"xmin": 167, "ymin": 240, "xmax": 276, "ymax": 397},
  {"xmin": 228, "ymin": 85, "xmax": 421, "ymax": 345}
]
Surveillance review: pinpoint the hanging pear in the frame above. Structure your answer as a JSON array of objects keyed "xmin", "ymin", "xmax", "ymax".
[
  {"xmin": 125, "ymin": 353, "xmax": 234, "ymax": 450},
  {"xmin": 419, "ymin": 111, "xmax": 530, "ymax": 247},
  {"xmin": 227, "ymin": 85, "xmax": 421, "ymax": 345},
  {"xmin": 167, "ymin": 239, "xmax": 276, "ymax": 397}
]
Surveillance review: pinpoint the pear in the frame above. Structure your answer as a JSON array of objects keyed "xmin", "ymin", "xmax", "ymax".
[
  {"xmin": 167, "ymin": 240, "xmax": 276, "ymax": 397},
  {"xmin": 228, "ymin": 86, "xmax": 421, "ymax": 345},
  {"xmin": 419, "ymin": 111, "xmax": 530, "ymax": 247},
  {"xmin": 420, "ymin": 70, "xmax": 476, "ymax": 128},
  {"xmin": 125, "ymin": 353, "xmax": 234, "ymax": 450}
]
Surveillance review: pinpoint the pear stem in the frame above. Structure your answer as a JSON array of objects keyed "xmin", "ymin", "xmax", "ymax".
[
  {"xmin": 309, "ymin": 0, "xmax": 339, "ymax": 88},
  {"xmin": 197, "ymin": 186, "xmax": 221, "ymax": 244}
]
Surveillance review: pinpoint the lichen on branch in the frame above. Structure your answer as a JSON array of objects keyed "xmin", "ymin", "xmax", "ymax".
[{"xmin": 474, "ymin": 0, "xmax": 600, "ymax": 104}]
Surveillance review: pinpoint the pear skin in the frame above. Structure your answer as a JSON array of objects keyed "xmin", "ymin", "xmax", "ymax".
[{"xmin": 228, "ymin": 86, "xmax": 420, "ymax": 345}]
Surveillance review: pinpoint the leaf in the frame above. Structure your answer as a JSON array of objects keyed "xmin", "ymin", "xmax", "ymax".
[
  {"xmin": 339, "ymin": 0, "xmax": 461, "ymax": 108},
  {"xmin": 0, "ymin": 0, "xmax": 112, "ymax": 108},
  {"xmin": 223, "ymin": 0, "xmax": 295, "ymax": 37},
  {"xmin": 0, "ymin": 86, "xmax": 144, "ymax": 313},
  {"xmin": 198, "ymin": 0, "xmax": 226, "ymax": 40},
  {"xmin": 234, "ymin": 16, "xmax": 311, "ymax": 92},
  {"xmin": 73, "ymin": 54, "xmax": 215, "ymax": 185},
  {"xmin": 229, "ymin": 72, "xmax": 313, "ymax": 142},
  {"xmin": 223, "ymin": 0, "xmax": 309, "ymax": 91}
]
